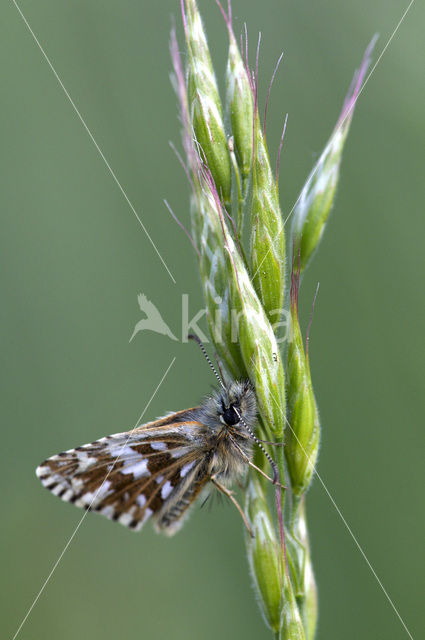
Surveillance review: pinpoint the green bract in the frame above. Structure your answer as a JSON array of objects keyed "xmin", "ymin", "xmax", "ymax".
[
  {"xmin": 246, "ymin": 477, "xmax": 283, "ymax": 633},
  {"xmin": 184, "ymin": 0, "xmax": 231, "ymax": 205},
  {"xmin": 225, "ymin": 21, "xmax": 253, "ymax": 188},
  {"xmin": 250, "ymin": 114, "xmax": 286, "ymax": 329},
  {"xmin": 291, "ymin": 123, "xmax": 350, "ymax": 273},
  {"xmin": 291, "ymin": 39, "xmax": 375, "ymax": 273},
  {"xmin": 286, "ymin": 269, "xmax": 320, "ymax": 497}
]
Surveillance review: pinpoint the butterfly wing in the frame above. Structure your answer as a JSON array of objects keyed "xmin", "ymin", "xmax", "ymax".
[{"xmin": 36, "ymin": 413, "xmax": 212, "ymax": 534}]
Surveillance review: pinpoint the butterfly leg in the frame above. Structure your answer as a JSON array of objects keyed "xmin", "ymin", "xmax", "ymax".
[
  {"xmin": 229, "ymin": 437, "xmax": 286, "ymax": 489},
  {"xmin": 210, "ymin": 476, "xmax": 254, "ymax": 538},
  {"xmin": 256, "ymin": 438, "xmax": 285, "ymax": 447},
  {"xmin": 246, "ymin": 459, "xmax": 286, "ymax": 489}
]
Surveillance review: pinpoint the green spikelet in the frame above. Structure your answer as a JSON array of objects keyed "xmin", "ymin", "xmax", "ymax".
[
  {"xmin": 246, "ymin": 476, "xmax": 284, "ymax": 633},
  {"xmin": 250, "ymin": 113, "xmax": 286, "ymax": 330},
  {"xmin": 183, "ymin": 0, "xmax": 231, "ymax": 206},
  {"xmin": 224, "ymin": 16, "xmax": 253, "ymax": 189},
  {"xmin": 291, "ymin": 39, "xmax": 376, "ymax": 272},
  {"xmin": 193, "ymin": 182, "xmax": 246, "ymax": 378},
  {"xmin": 285, "ymin": 265, "xmax": 320, "ymax": 497}
]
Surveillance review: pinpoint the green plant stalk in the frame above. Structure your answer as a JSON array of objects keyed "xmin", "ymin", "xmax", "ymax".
[{"xmin": 171, "ymin": 2, "xmax": 373, "ymax": 638}]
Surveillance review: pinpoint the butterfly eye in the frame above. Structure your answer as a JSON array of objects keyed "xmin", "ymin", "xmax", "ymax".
[{"xmin": 222, "ymin": 404, "xmax": 240, "ymax": 426}]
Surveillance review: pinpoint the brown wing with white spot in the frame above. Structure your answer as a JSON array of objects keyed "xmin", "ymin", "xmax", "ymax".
[{"xmin": 36, "ymin": 417, "xmax": 211, "ymax": 534}]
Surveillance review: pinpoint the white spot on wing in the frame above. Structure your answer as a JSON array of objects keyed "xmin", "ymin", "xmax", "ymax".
[
  {"xmin": 180, "ymin": 461, "xmax": 196, "ymax": 477},
  {"xmin": 137, "ymin": 494, "xmax": 146, "ymax": 507},
  {"xmin": 170, "ymin": 447, "xmax": 190, "ymax": 459},
  {"xmin": 121, "ymin": 459, "xmax": 149, "ymax": 479},
  {"xmin": 150, "ymin": 442, "xmax": 167, "ymax": 451},
  {"xmin": 51, "ymin": 484, "xmax": 65, "ymax": 496},
  {"xmin": 95, "ymin": 481, "xmax": 111, "ymax": 500},
  {"xmin": 42, "ymin": 474, "xmax": 62, "ymax": 488},
  {"xmin": 71, "ymin": 477, "xmax": 83, "ymax": 491},
  {"xmin": 101, "ymin": 506, "xmax": 115, "ymax": 518},
  {"xmin": 119, "ymin": 512, "xmax": 133, "ymax": 526},
  {"xmin": 81, "ymin": 492, "xmax": 95, "ymax": 504},
  {"xmin": 76, "ymin": 451, "xmax": 97, "ymax": 472},
  {"xmin": 161, "ymin": 481, "xmax": 173, "ymax": 500},
  {"xmin": 142, "ymin": 508, "xmax": 153, "ymax": 524},
  {"xmin": 108, "ymin": 444, "xmax": 136, "ymax": 459},
  {"xmin": 36, "ymin": 466, "xmax": 49, "ymax": 478}
]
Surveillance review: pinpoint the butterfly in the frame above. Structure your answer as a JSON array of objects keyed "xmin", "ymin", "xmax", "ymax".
[{"xmin": 36, "ymin": 337, "xmax": 279, "ymax": 537}]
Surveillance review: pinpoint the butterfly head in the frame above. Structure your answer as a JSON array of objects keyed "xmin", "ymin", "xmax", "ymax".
[{"xmin": 216, "ymin": 380, "xmax": 257, "ymax": 430}]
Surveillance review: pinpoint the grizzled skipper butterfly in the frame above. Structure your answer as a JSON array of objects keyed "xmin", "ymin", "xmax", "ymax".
[{"xmin": 36, "ymin": 335, "xmax": 279, "ymax": 536}]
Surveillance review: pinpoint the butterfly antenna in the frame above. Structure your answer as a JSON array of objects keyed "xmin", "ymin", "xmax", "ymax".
[
  {"xmin": 213, "ymin": 349, "xmax": 227, "ymax": 384},
  {"xmin": 188, "ymin": 334, "xmax": 226, "ymax": 391},
  {"xmin": 236, "ymin": 411, "xmax": 280, "ymax": 485},
  {"xmin": 236, "ymin": 411, "xmax": 286, "ymax": 564}
]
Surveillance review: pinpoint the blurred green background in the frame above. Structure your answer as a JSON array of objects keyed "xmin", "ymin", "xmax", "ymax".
[{"xmin": 1, "ymin": 1, "xmax": 423, "ymax": 638}]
